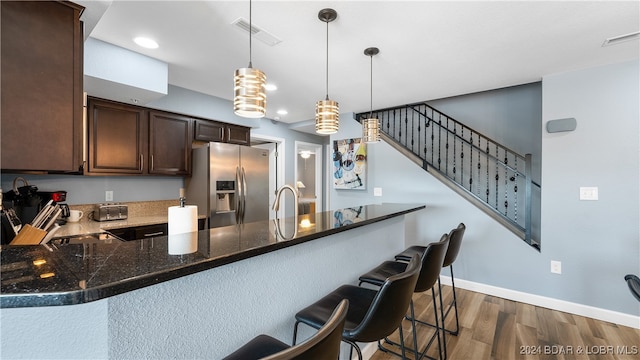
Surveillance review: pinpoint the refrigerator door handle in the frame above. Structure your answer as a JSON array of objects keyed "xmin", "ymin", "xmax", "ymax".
[
  {"xmin": 235, "ymin": 166, "xmax": 242, "ymax": 224},
  {"xmin": 241, "ymin": 167, "xmax": 248, "ymax": 223}
]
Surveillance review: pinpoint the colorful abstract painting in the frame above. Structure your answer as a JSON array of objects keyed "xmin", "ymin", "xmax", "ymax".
[{"xmin": 333, "ymin": 138, "xmax": 366, "ymax": 190}]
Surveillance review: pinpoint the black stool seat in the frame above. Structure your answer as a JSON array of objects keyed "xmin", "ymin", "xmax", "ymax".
[
  {"xmin": 359, "ymin": 261, "xmax": 409, "ymax": 286},
  {"xmin": 223, "ymin": 335, "xmax": 289, "ymax": 360},
  {"xmin": 223, "ymin": 299, "xmax": 348, "ymax": 360},
  {"xmin": 295, "ymin": 285, "xmax": 377, "ymax": 339},
  {"xmin": 293, "ymin": 255, "xmax": 422, "ymax": 360},
  {"xmin": 395, "ymin": 245, "xmax": 427, "ymax": 262}
]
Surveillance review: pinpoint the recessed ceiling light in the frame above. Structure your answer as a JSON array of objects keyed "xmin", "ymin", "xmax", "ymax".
[
  {"xmin": 265, "ymin": 83, "xmax": 278, "ymax": 91},
  {"xmin": 277, "ymin": 109, "xmax": 288, "ymax": 115},
  {"xmin": 133, "ymin": 36, "xmax": 159, "ymax": 49},
  {"xmin": 602, "ymin": 31, "xmax": 640, "ymax": 47}
]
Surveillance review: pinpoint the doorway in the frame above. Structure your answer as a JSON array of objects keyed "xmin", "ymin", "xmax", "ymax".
[
  {"xmin": 295, "ymin": 141, "xmax": 323, "ymax": 214},
  {"xmin": 252, "ymin": 134, "xmax": 285, "ymax": 219}
]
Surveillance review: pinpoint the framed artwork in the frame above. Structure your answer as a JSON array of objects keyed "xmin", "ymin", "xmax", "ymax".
[{"xmin": 333, "ymin": 138, "xmax": 366, "ymax": 190}]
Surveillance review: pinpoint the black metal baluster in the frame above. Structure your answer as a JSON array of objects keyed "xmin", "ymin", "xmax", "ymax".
[
  {"xmin": 512, "ymin": 155, "xmax": 518, "ymax": 223},
  {"xmin": 445, "ymin": 117, "xmax": 449, "ymax": 177},
  {"xmin": 504, "ymin": 152, "xmax": 508, "ymax": 216},
  {"xmin": 495, "ymin": 144, "xmax": 499, "ymax": 210}
]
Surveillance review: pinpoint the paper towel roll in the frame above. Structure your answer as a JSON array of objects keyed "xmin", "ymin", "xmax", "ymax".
[
  {"xmin": 168, "ymin": 231, "xmax": 198, "ymax": 255},
  {"xmin": 168, "ymin": 205, "xmax": 198, "ymax": 255}
]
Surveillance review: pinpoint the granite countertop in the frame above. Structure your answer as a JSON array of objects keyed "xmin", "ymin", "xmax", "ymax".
[{"xmin": 0, "ymin": 203, "xmax": 425, "ymax": 308}]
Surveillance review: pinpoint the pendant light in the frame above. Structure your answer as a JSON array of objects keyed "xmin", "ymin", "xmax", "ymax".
[
  {"xmin": 234, "ymin": 0, "xmax": 266, "ymax": 118},
  {"xmin": 362, "ymin": 47, "xmax": 380, "ymax": 142},
  {"xmin": 315, "ymin": 8, "xmax": 339, "ymax": 134}
]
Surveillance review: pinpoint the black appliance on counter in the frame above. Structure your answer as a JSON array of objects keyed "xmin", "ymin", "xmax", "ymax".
[{"xmin": 1, "ymin": 177, "xmax": 69, "ymax": 244}]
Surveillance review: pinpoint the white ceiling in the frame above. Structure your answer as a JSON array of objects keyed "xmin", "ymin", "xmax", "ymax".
[{"xmin": 79, "ymin": 0, "xmax": 639, "ymax": 131}]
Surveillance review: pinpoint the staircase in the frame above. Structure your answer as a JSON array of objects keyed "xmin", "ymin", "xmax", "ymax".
[{"xmin": 356, "ymin": 102, "xmax": 540, "ymax": 250}]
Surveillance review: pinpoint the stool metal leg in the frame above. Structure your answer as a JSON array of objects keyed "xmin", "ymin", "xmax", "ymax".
[
  {"xmin": 448, "ymin": 265, "xmax": 460, "ymax": 336},
  {"xmin": 379, "ymin": 288, "xmax": 443, "ymax": 360},
  {"xmin": 412, "ymin": 268, "xmax": 459, "ymax": 337}
]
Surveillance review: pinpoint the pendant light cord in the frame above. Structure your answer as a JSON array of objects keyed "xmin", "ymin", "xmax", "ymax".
[
  {"xmin": 369, "ymin": 54, "xmax": 373, "ymax": 117},
  {"xmin": 248, "ymin": 0, "xmax": 253, "ymax": 68},
  {"xmin": 325, "ymin": 20, "xmax": 329, "ymax": 101}
]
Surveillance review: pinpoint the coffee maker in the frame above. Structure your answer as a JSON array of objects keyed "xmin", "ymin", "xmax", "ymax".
[{"xmin": 38, "ymin": 191, "xmax": 70, "ymax": 223}]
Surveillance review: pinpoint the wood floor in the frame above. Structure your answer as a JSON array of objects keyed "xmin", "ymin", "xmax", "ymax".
[{"xmin": 370, "ymin": 285, "xmax": 640, "ymax": 360}]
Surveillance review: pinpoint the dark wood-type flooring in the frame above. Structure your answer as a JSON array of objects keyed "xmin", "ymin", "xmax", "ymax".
[{"xmin": 370, "ymin": 285, "xmax": 640, "ymax": 360}]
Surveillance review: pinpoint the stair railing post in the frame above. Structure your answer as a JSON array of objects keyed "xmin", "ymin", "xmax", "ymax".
[{"xmin": 525, "ymin": 153, "xmax": 532, "ymax": 244}]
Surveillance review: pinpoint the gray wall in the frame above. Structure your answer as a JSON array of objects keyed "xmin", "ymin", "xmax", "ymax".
[{"xmin": 329, "ymin": 60, "xmax": 639, "ymax": 318}]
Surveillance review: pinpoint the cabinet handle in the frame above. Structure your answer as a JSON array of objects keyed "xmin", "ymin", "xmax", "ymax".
[
  {"xmin": 143, "ymin": 231, "xmax": 164, "ymax": 237},
  {"xmin": 227, "ymin": 128, "xmax": 231, "ymax": 141},
  {"xmin": 139, "ymin": 154, "xmax": 144, "ymax": 172},
  {"xmin": 150, "ymin": 155, "xmax": 154, "ymax": 171}
]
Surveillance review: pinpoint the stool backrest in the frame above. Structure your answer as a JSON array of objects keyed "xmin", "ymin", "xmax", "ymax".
[
  {"xmin": 443, "ymin": 223, "xmax": 465, "ymax": 268},
  {"xmin": 346, "ymin": 254, "xmax": 421, "ymax": 343},
  {"xmin": 625, "ymin": 274, "xmax": 640, "ymax": 302},
  {"xmin": 264, "ymin": 299, "xmax": 349, "ymax": 360},
  {"xmin": 415, "ymin": 233, "xmax": 450, "ymax": 293}
]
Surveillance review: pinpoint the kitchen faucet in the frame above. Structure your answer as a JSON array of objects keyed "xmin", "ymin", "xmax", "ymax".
[{"xmin": 272, "ymin": 184, "xmax": 299, "ymax": 220}]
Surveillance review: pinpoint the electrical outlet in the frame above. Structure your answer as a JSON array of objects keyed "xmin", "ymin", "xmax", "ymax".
[
  {"xmin": 579, "ymin": 187, "xmax": 598, "ymax": 200},
  {"xmin": 105, "ymin": 190, "xmax": 114, "ymax": 202},
  {"xmin": 374, "ymin": 187, "xmax": 382, "ymax": 197},
  {"xmin": 550, "ymin": 260, "xmax": 562, "ymax": 274}
]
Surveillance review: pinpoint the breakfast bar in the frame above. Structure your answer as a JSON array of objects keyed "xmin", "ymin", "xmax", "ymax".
[{"xmin": 1, "ymin": 203, "xmax": 424, "ymax": 359}]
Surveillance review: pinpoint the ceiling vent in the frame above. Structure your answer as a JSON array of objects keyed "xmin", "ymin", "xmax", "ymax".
[
  {"xmin": 602, "ymin": 31, "xmax": 640, "ymax": 47},
  {"xmin": 232, "ymin": 17, "xmax": 282, "ymax": 46}
]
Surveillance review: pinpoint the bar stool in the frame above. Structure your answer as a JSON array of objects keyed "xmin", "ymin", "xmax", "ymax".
[
  {"xmin": 396, "ymin": 223, "xmax": 465, "ymax": 337},
  {"xmin": 292, "ymin": 254, "xmax": 422, "ymax": 360},
  {"xmin": 625, "ymin": 274, "xmax": 640, "ymax": 302},
  {"xmin": 358, "ymin": 233, "xmax": 450, "ymax": 360},
  {"xmin": 222, "ymin": 299, "xmax": 348, "ymax": 360}
]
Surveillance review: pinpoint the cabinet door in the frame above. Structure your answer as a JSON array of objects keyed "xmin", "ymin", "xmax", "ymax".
[
  {"xmin": 149, "ymin": 111, "xmax": 192, "ymax": 175},
  {"xmin": 193, "ymin": 119, "xmax": 224, "ymax": 142},
  {"xmin": 87, "ymin": 98, "xmax": 147, "ymax": 174},
  {"xmin": 1, "ymin": 1, "xmax": 84, "ymax": 172},
  {"xmin": 226, "ymin": 124, "xmax": 251, "ymax": 145}
]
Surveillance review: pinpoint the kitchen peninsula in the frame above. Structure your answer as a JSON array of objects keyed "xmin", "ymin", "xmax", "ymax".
[{"xmin": 1, "ymin": 203, "xmax": 424, "ymax": 359}]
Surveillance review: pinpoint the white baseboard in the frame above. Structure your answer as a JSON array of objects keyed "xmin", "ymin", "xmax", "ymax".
[{"xmin": 440, "ymin": 276, "xmax": 640, "ymax": 329}]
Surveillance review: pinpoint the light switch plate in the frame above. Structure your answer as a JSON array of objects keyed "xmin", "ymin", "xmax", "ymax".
[
  {"xmin": 579, "ymin": 187, "xmax": 598, "ymax": 201},
  {"xmin": 373, "ymin": 187, "xmax": 382, "ymax": 197}
]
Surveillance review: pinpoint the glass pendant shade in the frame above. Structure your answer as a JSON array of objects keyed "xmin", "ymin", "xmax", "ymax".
[
  {"xmin": 315, "ymin": 99, "xmax": 339, "ymax": 134},
  {"xmin": 363, "ymin": 117, "xmax": 380, "ymax": 142},
  {"xmin": 234, "ymin": 67, "xmax": 266, "ymax": 118}
]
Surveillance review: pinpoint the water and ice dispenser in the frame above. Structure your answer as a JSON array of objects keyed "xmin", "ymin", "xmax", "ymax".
[{"xmin": 215, "ymin": 181, "xmax": 235, "ymax": 213}]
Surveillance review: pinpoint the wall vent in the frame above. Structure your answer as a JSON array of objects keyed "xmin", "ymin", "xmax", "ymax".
[
  {"xmin": 232, "ymin": 17, "xmax": 282, "ymax": 46},
  {"xmin": 602, "ymin": 31, "xmax": 640, "ymax": 47}
]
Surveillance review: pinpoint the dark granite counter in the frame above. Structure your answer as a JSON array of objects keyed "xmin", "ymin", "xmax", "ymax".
[{"xmin": 0, "ymin": 203, "xmax": 424, "ymax": 308}]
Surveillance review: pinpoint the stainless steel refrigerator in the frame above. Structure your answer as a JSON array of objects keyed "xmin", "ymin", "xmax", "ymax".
[{"xmin": 185, "ymin": 142, "xmax": 270, "ymax": 228}]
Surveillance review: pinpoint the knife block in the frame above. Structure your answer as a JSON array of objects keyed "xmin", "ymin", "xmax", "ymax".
[{"xmin": 10, "ymin": 224, "xmax": 47, "ymax": 245}]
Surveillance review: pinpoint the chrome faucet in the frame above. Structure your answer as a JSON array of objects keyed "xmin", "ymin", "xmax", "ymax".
[{"xmin": 272, "ymin": 184, "xmax": 299, "ymax": 219}]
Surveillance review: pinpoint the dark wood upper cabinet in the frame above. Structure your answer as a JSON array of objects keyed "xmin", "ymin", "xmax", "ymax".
[
  {"xmin": 86, "ymin": 98, "xmax": 192, "ymax": 176},
  {"xmin": 1, "ymin": 1, "xmax": 84, "ymax": 172},
  {"xmin": 87, "ymin": 98, "xmax": 147, "ymax": 174},
  {"xmin": 226, "ymin": 124, "xmax": 251, "ymax": 145},
  {"xmin": 194, "ymin": 119, "xmax": 225, "ymax": 143},
  {"xmin": 194, "ymin": 119, "xmax": 250, "ymax": 145},
  {"xmin": 149, "ymin": 111, "xmax": 192, "ymax": 175}
]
